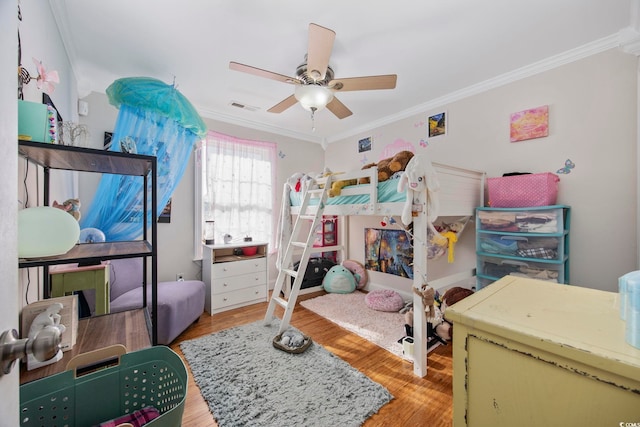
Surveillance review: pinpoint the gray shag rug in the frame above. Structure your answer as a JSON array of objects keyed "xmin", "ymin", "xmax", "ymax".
[{"xmin": 180, "ymin": 320, "xmax": 393, "ymax": 427}]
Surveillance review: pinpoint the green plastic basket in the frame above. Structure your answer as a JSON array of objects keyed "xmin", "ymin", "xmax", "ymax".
[{"xmin": 19, "ymin": 346, "xmax": 187, "ymax": 427}]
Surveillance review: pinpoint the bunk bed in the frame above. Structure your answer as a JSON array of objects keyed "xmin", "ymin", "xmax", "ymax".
[{"xmin": 281, "ymin": 156, "xmax": 485, "ymax": 377}]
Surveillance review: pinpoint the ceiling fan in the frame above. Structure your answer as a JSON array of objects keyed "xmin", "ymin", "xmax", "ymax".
[{"xmin": 229, "ymin": 23, "xmax": 397, "ymax": 123}]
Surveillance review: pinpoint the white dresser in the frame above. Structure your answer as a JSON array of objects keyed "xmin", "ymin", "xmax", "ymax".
[{"xmin": 202, "ymin": 242, "xmax": 268, "ymax": 314}]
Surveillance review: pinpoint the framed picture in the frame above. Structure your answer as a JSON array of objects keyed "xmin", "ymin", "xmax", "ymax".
[
  {"xmin": 358, "ymin": 136, "xmax": 372, "ymax": 153},
  {"xmin": 428, "ymin": 112, "xmax": 447, "ymax": 138},
  {"xmin": 510, "ymin": 105, "xmax": 549, "ymax": 142},
  {"xmin": 364, "ymin": 228, "xmax": 413, "ymax": 278}
]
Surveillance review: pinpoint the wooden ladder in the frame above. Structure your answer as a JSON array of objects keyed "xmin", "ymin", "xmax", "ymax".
[{"xmin": 264, "ymin": 180, "xmax": 330, "ymax": 334}]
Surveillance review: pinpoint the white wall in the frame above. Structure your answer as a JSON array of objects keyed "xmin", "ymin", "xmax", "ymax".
[
  {"xmin": 17, "ymin": 2, "xmax": 78, "ymax": 306},
  {"xmin": 326, "ymin": 48, "xmax": 638, "ymax": 292}
]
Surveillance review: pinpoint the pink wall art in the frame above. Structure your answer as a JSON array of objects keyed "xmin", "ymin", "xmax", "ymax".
[{"xmin": 510, "ymin": 105, "xmax": 549, "ymax": 142}]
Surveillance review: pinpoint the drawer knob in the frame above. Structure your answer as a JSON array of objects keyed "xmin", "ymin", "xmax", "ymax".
[
  {"xmin": 223, "ymin": 283, "xmax": 228, "ymax": 287},
  {"xmin": 223, "ymin": 297, "xmax": 228, "ymax": 301}
]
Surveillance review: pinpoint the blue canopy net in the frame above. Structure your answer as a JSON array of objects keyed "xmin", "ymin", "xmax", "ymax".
[{"xmin": 80, "ymin": 77, "xmax": 207, "ymax": 241}]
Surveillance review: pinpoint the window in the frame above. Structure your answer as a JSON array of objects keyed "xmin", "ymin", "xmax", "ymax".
[{"xmin": 194, "ymin": 131, "xmax": 276, "ymax": 259}]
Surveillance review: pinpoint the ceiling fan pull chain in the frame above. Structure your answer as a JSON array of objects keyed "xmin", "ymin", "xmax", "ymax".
[{"xmin": 311, "ymin": 107, "xmax": 316, "ymax": 132}]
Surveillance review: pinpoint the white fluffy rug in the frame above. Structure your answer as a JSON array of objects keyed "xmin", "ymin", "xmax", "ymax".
[{"xmin": 301, "ymin": 291, "xmax": 408, "ymax": 359}]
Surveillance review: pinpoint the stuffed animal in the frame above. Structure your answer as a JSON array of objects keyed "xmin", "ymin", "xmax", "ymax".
[
  {"xmin": 53, "ymin": 198, "xmax": 81, "ymax": 221},
  {"xmin": 397, "ymin": 154, "xmax": 440, "ymax": 226},
  {"xmin": 322, "ymin": 265, "xmax": 357, "ymax": 293},
  {"xmin": 358, "ymin": 150, "xmax": 415, "ymax": 184},
  {"xmin": 435, "ymin": 286, "xmax": 475, "ymax": 341},
  {"xmin": 328, "ymin": 176, "xmax": 357, "ymax": 197},
  {"xmin": 413, "ymin": 283, "xmax": 436, "ymax": 322},
  {"xmin": 316, "ymin": 168, "xmax": 357, "ymax": 197}
]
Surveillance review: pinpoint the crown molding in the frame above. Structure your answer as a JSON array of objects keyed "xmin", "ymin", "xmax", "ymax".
[
  {"xmin": 620, "ymin": 27, "xmax": 640, "ymax": 55},
  {"xmin": 196, "ymin": 108, "xmax": 326, "ymax": 145},
  {"xmin": 327, "ymin": 32, "xmax": 623, "ymax": 144}
]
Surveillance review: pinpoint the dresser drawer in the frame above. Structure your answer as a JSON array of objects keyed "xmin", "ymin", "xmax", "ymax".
[
  {"xmin": 477, "ymin": 206, "xmax": 567, "ymax": 234},
  {"xmin": 212, "ymin": 271, "xmax": 266, "ymax": 294},
  {"xmin": 477, "ymin": 255, "xmax": 565, "ymax": 284},
  {"xmin": 210, "ymin": 285, "xmax": 267, "ymax": 310},
  {"xmin": 212, "ymin": 257, "xmax": 266, "ymax": 279},
  {"xmin": 477, "ymin": 235, "xmax": 563, "ymax": 261}
]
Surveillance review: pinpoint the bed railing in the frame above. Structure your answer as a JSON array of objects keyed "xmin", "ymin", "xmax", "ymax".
[{"xmin": 314, "ymin": 167, "xmax": 380, "ymax": 213}]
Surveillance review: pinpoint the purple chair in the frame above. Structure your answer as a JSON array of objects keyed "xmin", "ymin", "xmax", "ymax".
[{"xmin": 108, "ymin": 258, "xmax": 205, "ymax": 345}]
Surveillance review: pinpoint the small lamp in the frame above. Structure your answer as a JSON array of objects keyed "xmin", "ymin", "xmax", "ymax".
[
  {"xmin": 18, "ymin": 206, "xmax": 80, "ymax": 258},
  {"xmin": 204, "ymin": 220, "xmax": 215, "ymax": 245}
]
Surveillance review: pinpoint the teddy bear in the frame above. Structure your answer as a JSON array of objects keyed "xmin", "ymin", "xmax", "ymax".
[
  {"xmin": 358, "ymin": 150, "xmax": 415, "ymax": 184},
  {"xmin": 413, "ymin": 283, "xmax": 436, "ymax": 321}
]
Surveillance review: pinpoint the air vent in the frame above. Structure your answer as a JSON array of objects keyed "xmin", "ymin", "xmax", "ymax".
[{"xmin": 230, "ymin": 101, "xmax": 259, "ymax": 112}]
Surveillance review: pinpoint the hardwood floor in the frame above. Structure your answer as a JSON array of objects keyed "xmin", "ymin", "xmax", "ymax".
[{"xmin": 169, "ymin": 292, "xmax": 453, "ymax": 427}]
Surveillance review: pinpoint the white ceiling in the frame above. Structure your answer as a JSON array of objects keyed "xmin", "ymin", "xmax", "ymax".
[{"xmin": 50, "ymin": 1, "xmax": 637, "ymax": 145}]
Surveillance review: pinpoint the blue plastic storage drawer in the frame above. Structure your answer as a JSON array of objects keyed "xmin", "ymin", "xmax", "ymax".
[{"xmin": 477, "ymin": 206, "xmax": 566, "ymax": 234}]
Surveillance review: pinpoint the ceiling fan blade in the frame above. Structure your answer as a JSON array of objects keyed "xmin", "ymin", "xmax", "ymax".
[
  {"xmin": 330, "ymin": 74, "xmax": 397, "ymax": 92},
  {"xmin": 307, "ymin": 23, "xmax": 335, "ymax": 82},
  {"xmin": 326, "ymin": 97, "xmax": 353, "ymax": 119},
  {"xmin": 267, "ymin": 95, "xmax": 298, "ymax": 113},
  {"xmin": 229, "ymin": 61, "xmax": 298, "ymax": 84}
]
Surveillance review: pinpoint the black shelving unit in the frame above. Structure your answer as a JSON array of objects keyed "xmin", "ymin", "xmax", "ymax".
[{"xmin": 18, "ymin": 140, "xmax": 159, "ymax": 345}]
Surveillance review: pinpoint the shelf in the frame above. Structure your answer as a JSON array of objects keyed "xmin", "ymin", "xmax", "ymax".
[
  {"xmin": 18, "ymin": 139, "xmax": 159, "ymax": 345},
  {"xmin": 19, "ymin": 241, "xmax": 153, "ymax": 268},
  {"xmin": 18, "ymin": 140, "xmax": 155, "ymax": 176}
]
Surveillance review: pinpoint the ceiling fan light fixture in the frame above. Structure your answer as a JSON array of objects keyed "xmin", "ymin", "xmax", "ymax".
[{"xmin": 294, "ymin": 85, "xmax": 334, "ymax": 112}]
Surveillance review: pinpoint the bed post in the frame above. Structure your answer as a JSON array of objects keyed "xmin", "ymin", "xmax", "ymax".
[{"xmin": 412, "ymin": 189, "xmax": 429, "ymax": 377}]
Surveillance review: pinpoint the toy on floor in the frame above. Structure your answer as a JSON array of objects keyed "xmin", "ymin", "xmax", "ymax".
[
  {"xmin": 436, "ymin": 286, "xmax": 475, "ymax": 340},
  {"xmin": 401, "ymin": 304, "xmax": 447, "ymax": 353},
  {"xmin": 322, "ymin": 264, "xmax": 357, "ymax": 294},
  {"xmin": 273, "ymin": 329, "xmax": 312, "ymax": 354},
  {"xmin": 342, "ymin": 259, "xmax": 368, "ymax": 289},
  {"xmin": 365, "ymin": 289, "xmax": 405, "ymax": 312}
]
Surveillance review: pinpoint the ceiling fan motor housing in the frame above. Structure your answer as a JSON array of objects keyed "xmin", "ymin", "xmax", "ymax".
[{"xmin": 296, "ymin": 61, "xmax": 334, "ymax": 85}]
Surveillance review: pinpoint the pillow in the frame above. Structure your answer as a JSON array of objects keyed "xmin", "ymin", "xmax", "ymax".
[
  {"xmin": 322, "ymin": 265, "xmax": 356, "ymax": 294},
  {"xmin": 365, "ymin": 289, "xmax": 404, "ymax": 312},
  {"xmin": 342, "ymin": 259, "xmax": 368, "ymax": 290}
]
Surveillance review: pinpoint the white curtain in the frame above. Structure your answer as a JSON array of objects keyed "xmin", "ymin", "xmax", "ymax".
[{"xmin": 195, "ymin": 131, "xmax": 277, "ymax": 259}]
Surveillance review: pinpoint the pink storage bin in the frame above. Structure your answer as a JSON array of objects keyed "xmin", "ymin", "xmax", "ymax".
[{"xmin": 487, "ymin": 172, "xmax": 559, "ymax": 208}]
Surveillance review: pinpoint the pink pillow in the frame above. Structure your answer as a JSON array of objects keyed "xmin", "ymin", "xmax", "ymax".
[
  {"xmin": 365, "ymin": 289, "xmax": 404, "ymax": 312},
  {"xmin": 342, "ymin": 259, "xmax": 368, "ymax": 289}
]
